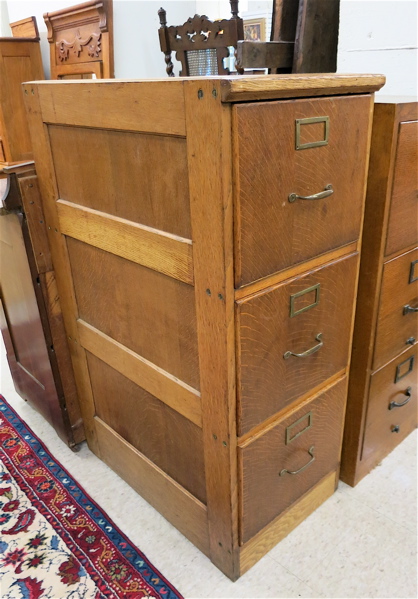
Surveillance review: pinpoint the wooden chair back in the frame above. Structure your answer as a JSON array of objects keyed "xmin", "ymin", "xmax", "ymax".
[
  {"xmin": 44, "ymin": 0, "xmax": 114, "ymax": 79},
  {"xmin": 238, "ymin": 0, "xmax": 340, "ymax": 73},
  {"xmin": 158, "ymin": 0, "xmax": 244, "ymax": 76},
  {"xmin": 10, "ymin": 16, "xmax": 39, "ymax": 39}
]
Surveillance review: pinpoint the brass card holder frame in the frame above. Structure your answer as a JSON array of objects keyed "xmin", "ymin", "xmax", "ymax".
[
  {"xmin": 290, "ymin": 283, "xmax": 320, "ymax": 317},
  {"xmin": 395, "ymin": 355, "xmax": 415, "ymax": 384},
  {"xmin": 285, "ymin": 411, "xmax": 313, "ymax": 444},
  {"xmin": 295, "ymin": 116, "xmax": 330, "ymax": 150},
  {"xmin": 409, "ymin": 260, "xmax": 418, "ymax": 284}
]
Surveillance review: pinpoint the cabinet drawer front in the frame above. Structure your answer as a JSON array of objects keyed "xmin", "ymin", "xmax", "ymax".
[
  {"xmin": 385, "ymin": 121, "xmax": 418, "ymax": 257},
  {"xmin": 237, "ymin": 253, "xmax": 358, "ymax": 435},
  {"xmin": 363, "ymin": 345, "xmax": 417, "ymax": 465},
  {"xmin": 374, "ymin": 247, "xmax": 418, "ymax": 370},
  {"xmin": 234, "ymin": 94, "xmax": 371, "ymax": 286},
  {"xmin": 239, "ymin": 377, "xmax": 346, "ymax": 544}
]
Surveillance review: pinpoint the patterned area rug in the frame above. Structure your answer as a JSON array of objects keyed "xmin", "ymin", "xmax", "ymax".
[{"xmin": 0, "ymin": 395, "xmax": 183, "ymax": 599}]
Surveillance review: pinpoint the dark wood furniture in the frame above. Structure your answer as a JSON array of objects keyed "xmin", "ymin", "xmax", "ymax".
[
  {"xmin": 341, "ymin": 98, "xmax": 418, "ymax": 486},
  {"xmin": 10, "ymin": 16, "xmax": 39, "ymax": 39},
  {"xmin": 158, "ymin": 0, "xmax": 244, "ymax": 76},
  {"xmin": 24, "ymin": 73, "xmax": 384, "ymax": 579},
  {"xmin": 0, "ymin": 163, "xmax": 84, "ymax": 447},
  {"xmin": 44, "ymin": 0, "xmax": 114, "ymax": 79},
  {"xmin": 237, "ymin": 0, "xmax": 340, "ymax": 73},
  {"xmin": 0, "ymin": 37, "xmax": 44, "ymax": 164}
]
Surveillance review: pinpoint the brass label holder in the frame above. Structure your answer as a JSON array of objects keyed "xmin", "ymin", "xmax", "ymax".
[
  {"xmin": 290, "ymin": 283, "xmax": 320, "ymax": 318},
  {"xmin": 295, "ymin": 116, "xmax": 330, "ymax": 150},
  {"xmin": 395, "ymin": 355, "xmax": 415, "ymax": 383},
  {"xmin": 409, "ymin": 260, "xmax": 418, "ymax": 284},
  {"xmin": 286, "ymin": 411, "xmax": 313, "ymax": 444}
]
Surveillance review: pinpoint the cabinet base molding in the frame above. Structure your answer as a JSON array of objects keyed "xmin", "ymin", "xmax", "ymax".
[{"xmin": 239, "ymin": 471, "xmax": 337, "ymax": 576}]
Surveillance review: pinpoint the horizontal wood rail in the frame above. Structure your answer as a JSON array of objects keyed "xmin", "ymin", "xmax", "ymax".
[
  {"xmin": 95, "ymin": 418, "xmax": 210, "ymax": 556},
  {"xmin": 57, "ymin": 199, "xmax": 194, "ymax": 284},
  {"xmin": 77, "ymin": 319, "xmax": 202, "ymax": 427}
]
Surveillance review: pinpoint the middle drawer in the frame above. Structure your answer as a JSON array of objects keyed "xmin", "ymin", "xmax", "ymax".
[{"xmin": 237, "ymin": 253, "xmax": 358, "ymax": 435}]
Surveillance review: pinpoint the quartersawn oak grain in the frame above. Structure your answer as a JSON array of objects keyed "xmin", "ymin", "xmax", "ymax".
[{"xmin": 341, "ymin": 99, "xmax": 418, "ymax": 487}]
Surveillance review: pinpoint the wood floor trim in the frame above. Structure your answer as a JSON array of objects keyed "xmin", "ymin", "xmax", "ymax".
[
  {"xmin": 239, "ymin": 471, "xmax": 337, "ymax": 575},
  {"xmin": 95, "ymin": 418, "xmax": 210, "ymax": 556},
  {"xmin": 77, "ymin": 319, "xmax": 202, "ymax": 427},
  {"xmin": 57, "ymin": 199, "xmax": 194, "ymax": 285}
]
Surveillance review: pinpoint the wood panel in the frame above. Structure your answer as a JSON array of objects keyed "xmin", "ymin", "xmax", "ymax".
[
  {"xmin": 239, "ymin": 377, "xmax": 346, "ymax": 544},
  {"xmin": 237, "ymin": 253, "xmax": 358, "ymax": 434},
  {"xmin": 87, "ymin": 352, "xmax": 206, "ymax": 502},
  {"xmin": 95, "ymin": 418, "xmax": 210, "ymax": 556},
  {"xmin": 385, "ymin": 121, "xmax": 418, "ymax": 256},
  {"xmin": 48, "ymin": 125, "xmax": 191, "ymax": 239},
  {"xmin": 0, "ymin": 212, "xmax": 57, "ymax": 417},
  {"xmin": 77, "ymin": 319, "xmax": 201, "ymax": 427},
  {"xmin": 0, "ymin": 40, "xmax": 44, "ymax": 163},
  {"xmin": 234, "ymin": 94, "xmax": 372, "ymax": 285},
  {"xmin": 67, "ymin": 237, "xmax": 200, "ymax": 390},
  {"xmin": 57, "ymin": 200, "xmax": 193, "ymax": 284},
  {"xmin": 36, "ymin": 80, "xmax": 186, "ymax": 136},
  {"xmin": 373, "ymin": 247, "xmax": 418, "ymax": 370}
]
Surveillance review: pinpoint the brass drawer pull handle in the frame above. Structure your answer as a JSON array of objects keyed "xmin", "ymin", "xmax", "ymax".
[
  {"xmin": 403, "ymin": 304, "xmax": 418, "ymax": 315},
  {"xmin": 279, "ymin": 446, "xmax": 315, "ymax": 476},
  {"xmin": 284, "ymin": 333, "xmax": 323, "ymax": 360},
  {"xmin": 389, "ymin": 387, "xmax": 412, "ymax": 410},
  {"xmin": 288, "ymin": 184, "xmax": 333, "ymax": 203}
]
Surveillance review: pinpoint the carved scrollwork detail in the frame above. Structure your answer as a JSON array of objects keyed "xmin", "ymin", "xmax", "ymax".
[
  {"xmin": 57, "ymin": 30, "xmax": 101, "ymax": 62},
  {"xmin": 167, "ymin": 14, "xmax": 237, "ymax": 50}
]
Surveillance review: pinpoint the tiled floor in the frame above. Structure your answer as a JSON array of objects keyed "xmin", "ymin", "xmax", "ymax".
[{"xmin": 1, "ymin": 338, "xmax": 416, "ymax": 599}]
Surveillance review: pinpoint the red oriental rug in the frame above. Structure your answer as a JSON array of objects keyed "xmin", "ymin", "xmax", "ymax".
[{"xmin": 0, "ymin": 395, "xmax": 183, "ymax": 599}]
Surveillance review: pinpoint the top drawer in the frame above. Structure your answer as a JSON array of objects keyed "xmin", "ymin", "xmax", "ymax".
[
  {"xmin": 385, "ymin": 121, "xmax": 418, "ymax": 257},
  {"xmin": 233, "ymin": 94, "xmax": 372, "ymax": 287}
]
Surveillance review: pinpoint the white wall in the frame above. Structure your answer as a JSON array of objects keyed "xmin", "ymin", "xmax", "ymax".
[
  {"xmin": 338, "ymin": 0, "xmax": 417, "ymax": 96},
  {"xmin": 1, "ymin": 0, "xmax": 417, "ymax": 95}
]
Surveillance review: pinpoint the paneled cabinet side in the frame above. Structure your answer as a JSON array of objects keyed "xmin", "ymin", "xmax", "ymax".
[
  {"xmin": 184, "ymin": 80, "xmax": 239, "ymax": 580},
  {"xmin": 341, "ymin": 104, "xmax": 398, "ymax": 485},
  {"xmin": 22, "ymin": 83, "xmax": 100, "ymax": 454}
]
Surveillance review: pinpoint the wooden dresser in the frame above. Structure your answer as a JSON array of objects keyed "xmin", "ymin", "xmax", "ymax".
[
  {"xmin": 0, "ymin": 36, "xmax": 84, "ymax": 446},
  {"xmin": 23, "ymin": 74, "xmax": 384, "ymax": 579},
  {"xmin": 0, "ymin": 163, "xmax": 84, "ymax": 446},
  {"xmin": 341, "ymin": 98, "xmax": 418, "ymax": 487}
]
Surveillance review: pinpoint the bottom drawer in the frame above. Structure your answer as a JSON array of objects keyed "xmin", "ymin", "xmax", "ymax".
[
  {"xmin": 362, "ymin": 345, "xmax": 418, "ymax": 465},
  {"xmin": 239, "ymin": 377, "xmax": 347, "ymax": 544}
]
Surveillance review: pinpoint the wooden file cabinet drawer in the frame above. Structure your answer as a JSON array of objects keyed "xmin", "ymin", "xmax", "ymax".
[
  {"xmin": 234, "ymin": 94, "xmax": 372, "ymax": 286},
  {"xmin": 373, "ymin": 247, "xmax": 418, "ymax": 370},
  {"xmin": 239, "ymin": 377, "xmax": 347, "ymax": 544},
  {"xmin": 363, "ymin": 345, "xmax": 417, "ymax": 465},
  {"xmin": 385, "ymin": 121, "xmax": 418, "ymax": 256},
  {"xmin": 237, "ymin": 253, "xmax": 358, "ymax": 435}
]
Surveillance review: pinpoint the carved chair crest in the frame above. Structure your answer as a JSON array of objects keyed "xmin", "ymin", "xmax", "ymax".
[{"xmin": 158, "ymin": 3, "xmax": 244, "ymax": 77}]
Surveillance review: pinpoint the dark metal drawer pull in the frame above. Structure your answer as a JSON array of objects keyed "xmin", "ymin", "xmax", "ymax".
[
  {"xmin": 403, "ymin": 304, "xmax": 418, "ymax": 315},
  {"xmin": 389, "ymin": 387, "xmax": 412, "ymax": 410},
  {"xmin": 288, "ymin": 184, "xmax": 333, "ymax": 203},
  {"xmin": 279, "ymin": 446, "xmax": 315, "ymax": 476},
  {"xmin": 284, "ymin": 333, "xmax": 323, "ymax": 360},
  {"xmin": 406, "ymin": 337, "xmax": 416, "ymax": 345},
  {"xmin": 391, "ymin": 425, "xmax": 400, "ymax": 433}
]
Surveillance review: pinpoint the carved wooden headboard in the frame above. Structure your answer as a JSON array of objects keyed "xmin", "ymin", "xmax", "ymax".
[{"xmin": 44, "ymin": 0, "xmax": 114, "ymax": 79}]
